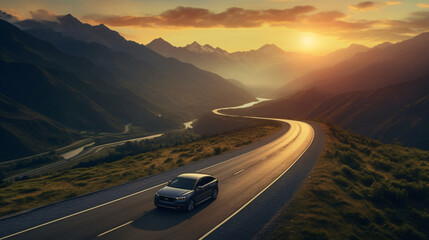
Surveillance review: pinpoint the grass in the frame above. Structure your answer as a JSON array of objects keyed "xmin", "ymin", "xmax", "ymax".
[
  {"xmin": 0, "ymin": 124, "xmax": 280, "ymax": 217},
  {"xmin": 259, "ymin": 124, "xmax": 429, "ymax": 240},
  {"xmin": 0, "ymin": 123, "xmax": 152, "ymax": 180}
]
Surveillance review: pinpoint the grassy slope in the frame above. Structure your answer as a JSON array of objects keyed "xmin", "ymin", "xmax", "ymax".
[
  {"xmin": 260, "ymin": 124, "xmax": 429, "ymax": 240},
  {"xmin": 0, "ymin": 124, "xmax": 280, "ymax": 217}
]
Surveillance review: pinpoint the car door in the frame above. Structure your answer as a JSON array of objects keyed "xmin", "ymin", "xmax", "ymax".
[{"xmin": 195, "ymin": 177, "xmax": 210, "ymax": 204}]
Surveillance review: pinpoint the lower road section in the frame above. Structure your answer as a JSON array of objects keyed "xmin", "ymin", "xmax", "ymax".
[{"xmin": 0, "ymin": 110, "xmax": 324, "ymax": 240}]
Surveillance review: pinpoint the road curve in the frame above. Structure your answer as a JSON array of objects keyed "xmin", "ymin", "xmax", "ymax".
[{"xmin": 0, "ymin": 106, "xmax": 322, "ymax": 240}]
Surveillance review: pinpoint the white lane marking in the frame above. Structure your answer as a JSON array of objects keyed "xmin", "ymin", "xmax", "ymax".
[
  {"xmin": 196, "ymin": 146, "xmax": 254, "ymax": 173},
  {"xmin": 234, "ymin": 169, "xmax": 245, "ymax": 175},
  {"xmin": 1, "ymin": 108, "xmax": 296, "ymax": 240},
  {"xmin": 2, "ymin": 134, "xmax": 282, "ymax": 240},
  {"xmin": 97, "ymin": 221, "xmax": 133, "ymax": 237},
  {"xmin": 198, "ymin": 125, "xmax": 315, "ymax": 240},
  {"xmin": 196, "ymin": 157, "xmax": 238, "ymax": 173},
  {"xmin": 0, "ymin": 183, "xmax": 166, "ymax": 240},
  {"xmin": 197, "ymin": 123, "xmax": 290, "ymax": 174}
]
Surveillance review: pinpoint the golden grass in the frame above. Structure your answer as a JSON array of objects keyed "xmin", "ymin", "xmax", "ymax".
[
  {"xmin": 260, "ymin": 124, "xmax": 429, "ymax": 240},
  {"xmin": 0, "ymin": 125, "xmax": 280, "ymax": 217}
]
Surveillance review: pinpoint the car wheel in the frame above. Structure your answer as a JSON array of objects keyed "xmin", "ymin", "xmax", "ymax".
[
  {"xmin": 211, "ymin": 188, "xmax": 218, "ymax": 200},
  {"xmin": 187, "ymin": 199, "xmax": 195, "ymax": 212}
]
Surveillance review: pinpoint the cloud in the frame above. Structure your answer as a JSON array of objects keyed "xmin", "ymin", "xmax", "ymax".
[
  {"xmin": 29, "ymin": 9, "xmax": 59, "ymax": 22},
  {"xmin": 349, "ymin": 1, "xmax": 378, "ymax": 11},
  {"xmin": 417, "ymin": 3, "xmax": 429, "ymax": 8},
  {"xmin": 385, "ymin": 1, "xmax": 401, "ymax": 6},
  {"xmin": 349, "ymin": 1, "xmax": 401, "ymax": 11},
  {"xmin": 83, "ymin": 6, "xmax": 429, "ymax": 43},
  {"xmin": 336, "ymin": 11, "xmax": 429, "ymax": 41},
  {"xmin": 84, "ymin": 6, "xmax": 317, "ymax": 28}
]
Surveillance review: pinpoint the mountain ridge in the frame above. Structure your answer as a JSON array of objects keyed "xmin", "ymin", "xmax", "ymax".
[
  {"xmin": 277, "ymin": 31, "xmax": 429, "ymax": 96},
  {"xmin": 0, "ymin": 16, "xmax": 254, "ymax": 160},
  {"xmin": 147, "ymin": 38, "xmax": 369, "ymax": 95}
]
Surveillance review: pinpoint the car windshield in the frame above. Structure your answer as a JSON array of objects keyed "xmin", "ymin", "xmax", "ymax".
[{"xmin": 167, "ymin": 177, "xmax": 197, "ymax": 190}]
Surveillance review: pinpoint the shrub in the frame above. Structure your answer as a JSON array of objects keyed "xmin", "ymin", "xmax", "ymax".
[
  {"xmin": 214, "ymin": 147, "xmax": 222, "ymax": 155},
  {"xmin": 371, "ymin": 159, "xmax": 392, "ymax": 171}
]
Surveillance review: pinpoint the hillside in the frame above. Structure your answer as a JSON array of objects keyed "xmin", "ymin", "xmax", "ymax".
[
  {"xmin": 0, "ymin": 17, "xmax": 254, "ymax": 160},
  {"xmin": 16, "ymin": 16, "xmax": 254, "ymax": 117},
  {"xmin": 147, "ymin": 38, "xmax": 368, "ymax": 95},
  {"xmin": 0, "ymin": 124, "xmax": 280, "ymax": 216},
  {"xmin": 277, "ymin": 32, "xmax": 429, "ymax": 96},
  {"xmin": 259, "ymin": 124, "xmax": 429, "ymax": 240},
  {"xmin": 0, "ymin": 20, "xmax": 162, "ymax": 131},
  {"xmin": 0, "ymin": 93, "xmax": 78, "ymax": 160},
  {"xmin": 232, "ymin": 77, "xmax": 429, "ymax": 149}
]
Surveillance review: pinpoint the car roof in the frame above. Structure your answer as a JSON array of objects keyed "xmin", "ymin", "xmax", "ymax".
[{"xmin": 177, "ymin": 173, "xmax": 212, "ymax": 180}]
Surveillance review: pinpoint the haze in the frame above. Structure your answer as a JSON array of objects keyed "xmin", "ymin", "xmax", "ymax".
[{"xmin": 2, "ymin": 0, "xmax": 429, "ymax": 54}]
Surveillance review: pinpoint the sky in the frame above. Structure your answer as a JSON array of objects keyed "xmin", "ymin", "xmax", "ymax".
[{"xmin": 1, "ymin": 0, "xmax": 429, "ymax": 54}]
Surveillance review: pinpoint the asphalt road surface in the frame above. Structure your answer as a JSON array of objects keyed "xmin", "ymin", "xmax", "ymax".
[{"xmin": 0, "ymin": 108, "xmax": 324, "ymax": 240}]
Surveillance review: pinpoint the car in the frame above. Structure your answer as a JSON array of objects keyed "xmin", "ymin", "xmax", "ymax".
[{"xmin": 154, "ymin": 173, "xmax": 218, "ymax": 212}]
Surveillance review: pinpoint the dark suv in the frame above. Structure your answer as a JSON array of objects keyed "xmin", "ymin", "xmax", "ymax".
[{"xmin": 154, "ymin": 173, "xmax": 218, "ymax": 211}]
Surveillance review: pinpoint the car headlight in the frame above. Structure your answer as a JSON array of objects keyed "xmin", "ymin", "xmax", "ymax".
[
  {"xmin": 155, "ymin": 192, "xmax": 159, "ymax": 197},
  {"xmin": 175, "ymin": 196, "xmax": 187, "ymax": 201}
]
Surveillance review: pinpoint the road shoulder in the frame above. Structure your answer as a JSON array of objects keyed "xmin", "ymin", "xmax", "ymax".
[{"xmin": 203, "ymin": 122, "xmax": 325, "ymax": 240}]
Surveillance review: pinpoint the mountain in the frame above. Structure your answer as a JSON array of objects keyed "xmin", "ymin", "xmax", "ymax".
[
  {"xmin": 147, "ymin": 39, "xmax": 369, "ymax": 96},
  {"xmin": 305, "ymin": 78, "xmax": 429, "ymax": 149},
  {"xmin": 0, "ymin": 16, "xmax": 254, "ymax": 160},
  {"xmin": 16, "ymin": 16, "xmax": 254, "ymax": 114},
  {"xmin": 0, "ymin": 10, "xmax": 18, "ymax": 23},
  {"xmin": 373, "ymin": 42, "xmax": 393, "ymax": 49},
  {"xmin": 234, "ymin": 77, "xmax": 429, "ymax": 149},
  {"xmin": 277, "ymin": 32, "xmax": 429, "ymax": 96},
  {"xmin": 18, "ymin": 14, "xmax": 161, "ymax": 61},
  {"xmin": 0, "ymin": 19, "xmax": 165, "ymax": 159},
  {"xmin": 322, "ymin": 44, "xmax": 369, "ymax": 63},
  {"xmin": 0, "ymin": 19, "xmax": 166, "ymax": 131},
  {"xmin": 231, "ymin": 32, "xmax": 429, "ymax": 149},
  {"xmin": 0, "ymin": 93, "xmax": 79, "ymax": 160}
]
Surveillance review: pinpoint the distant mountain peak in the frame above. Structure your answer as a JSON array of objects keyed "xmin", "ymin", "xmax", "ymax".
[
  {"xmin": 323, "ymin": 43, "xmax": 369, "ymax": 60},
  {"xmin": 188, "ymin": 41, "xmax": 200, "ymax": 46},
  {"xmin": 150, "ymin": 37, "xmax": 170, "ymax": 44},
  {"xmin": 186, "ymin": 41, "xmax": 201, "ymax": 51},
  {"xmin": 347, "ymin": 43, "xmax": 369, "ymax": 51},
  {"xmin": 203, "ymin": 44, "xmax": 215, "ymax": 50},
  {"xmin": 95, "ymin": 23, "xmax": 109, "ymax": 29},
  {"xmin": 185, "ymin": 41, "xmax": 218, "ymax": 53},
  {"xmin": 0, "ymin": 10, "xmax": 19, "ymax": 23},
  {"xmin": 147, "ymin": 37, "xmax": 174, "ymax": 49},
  {"xmin": 57, "ymin": 14, "xmax": 81, "ymax": 25},
  {"xmin": 374, "ymin": 42, "xmax": 393, "ymax": 49},
  {"xmin": 257, "ymin": 44, "xmax": 285, "ymax": 53}
]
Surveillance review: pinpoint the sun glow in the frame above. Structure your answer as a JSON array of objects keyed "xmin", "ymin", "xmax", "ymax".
[{"xmin": 302, "ymin": 35, "xmax": 314, "ymax": 48}]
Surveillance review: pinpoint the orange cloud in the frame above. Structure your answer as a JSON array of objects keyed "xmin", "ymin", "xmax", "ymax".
[
  {"xmin": 417, "ymin": 3, "xmax": 429, "ymax": 8},
  {"xmin": 29, "ymin": 9, "xmax": 59, "ymax": 22},
  {"xmin": 385, "ymin": 1, "xmax": 401, "ymax": 6},
  {"xmin": 349, "ymin": 1, "xmax": 401, "ymax": 11},
  {"xmin": 337, "ymin": 11, "xmax": 429, "ymax": 41},
  {"xmin": 84, "ymin": 6, "xmax": 316, "ymax": 28},
  {"xmin": 349, "ymin": 1, "xmax": 378, "ymax": 11},
  {"xmin": 82, "ymin": 6, "xmax": 428, "ymax": 42}
]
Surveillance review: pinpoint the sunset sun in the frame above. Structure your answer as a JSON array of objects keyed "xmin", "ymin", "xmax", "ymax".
[
  {"xmin": 302, "ymin": 35, "xmax": 313, "ymax": 46},
  {"xmin": 301, "ymin": 34, "xmax": 317, "ymax": 50}
]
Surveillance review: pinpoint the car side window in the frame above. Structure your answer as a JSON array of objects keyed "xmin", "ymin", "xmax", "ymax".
[
  {"xmin": 197, "ymin": 177, "xmax": 209, "ymax": 187},
  {"xmin": 196, "ymin": 179, "xmax": 203, "ymax": 187}
]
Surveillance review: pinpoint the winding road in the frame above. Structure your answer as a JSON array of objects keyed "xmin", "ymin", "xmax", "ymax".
[{"xmin": 0, "ymin": 102, "xmax": 324, "ymax": 240}]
